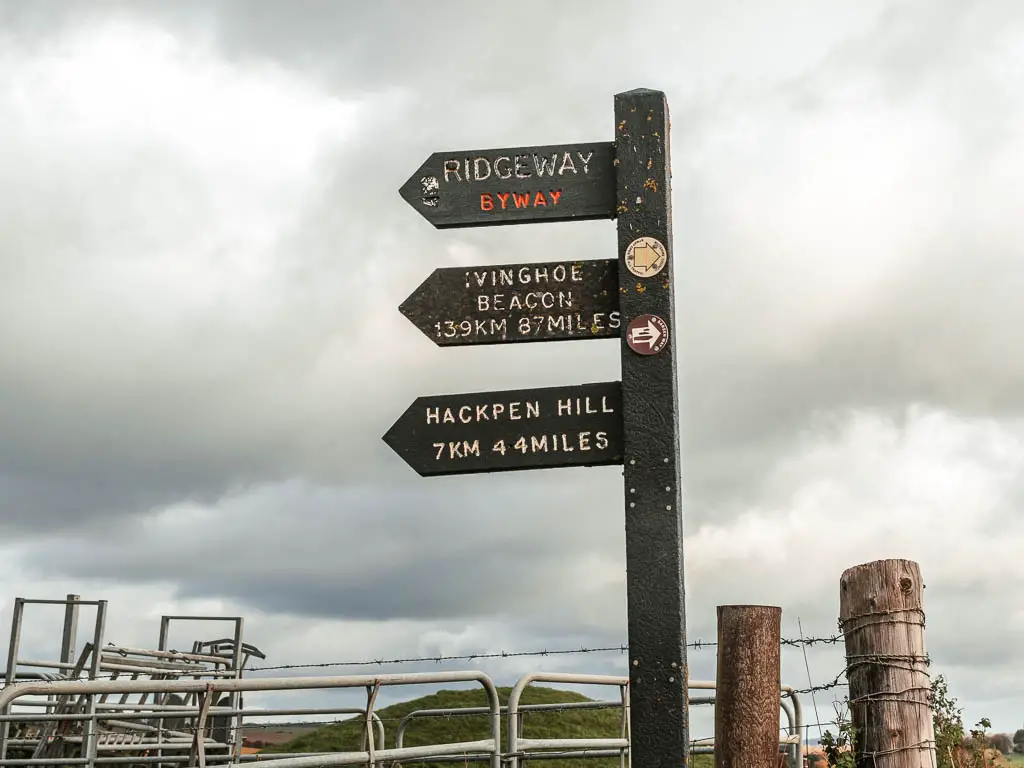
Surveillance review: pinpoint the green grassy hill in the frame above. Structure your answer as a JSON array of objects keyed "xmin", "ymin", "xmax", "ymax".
[{"xmin": 262, "ymin": 685, "xmax": 714, "ymax": 768}]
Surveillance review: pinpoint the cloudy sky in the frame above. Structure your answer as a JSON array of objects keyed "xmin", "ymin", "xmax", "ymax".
[{"xmin": 1, "ymin": 0, "xmax": 1023, "ymax": 745}]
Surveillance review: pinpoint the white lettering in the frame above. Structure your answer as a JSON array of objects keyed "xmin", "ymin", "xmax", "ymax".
[
  {"xmin": 440, "ymin": 439, "xmax": 481, "ymax": 459},
  {"xmin": 468, "ymin": 429, "xmax": 615, "ymax": 457},
  {"xmin": 443, "ymin": 159, "xmax": 462, "ymax": 182},
  {"xmin": 444, "ymin": 150, "xmax": 596, "ymax": 183},
  {"xmin": 473, "ymin": 157, "xmax": 491, "ymax": 181},
  {"xmin": 493, "ymin": 156, "xmax": 512, "ymax": 179},
  {"xmin": 533, "ymin": 153, "xmax": 558, "ymax": 177}
]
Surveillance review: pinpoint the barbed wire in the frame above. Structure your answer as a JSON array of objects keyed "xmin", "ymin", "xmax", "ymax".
[
  {"xmin": 248, "ymin": 633, "xmax": 843, "ymax": 672},
  {"xmin": 787, "ymin": 669, "xmax": 848, "ymax": 696},
  {"xmin": 6, "ymin": 632, "xmax": 844, "ymax": 683},
  {"xmin": 248, "ymin": 644, "xmax": 630, "ymax": 672}
]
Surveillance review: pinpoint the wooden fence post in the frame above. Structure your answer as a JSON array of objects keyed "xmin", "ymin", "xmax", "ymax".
[
  {"xmin": 715, "ymin": 605, "xmax": 782, "ymax": 768},
  {"xmin": 839, "ymin": 559, "xmax": 937, "ymax": 768}
]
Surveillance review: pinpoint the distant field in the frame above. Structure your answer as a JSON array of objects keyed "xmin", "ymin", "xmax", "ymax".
[{"xmin": 239, "ymin": 724, "xmax": 320, "ymax": 747}]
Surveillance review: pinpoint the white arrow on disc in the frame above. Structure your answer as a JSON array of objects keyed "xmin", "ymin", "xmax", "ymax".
[{"xmin": 631, "ymin": 321, "xmax": 662, "ymax": 348}]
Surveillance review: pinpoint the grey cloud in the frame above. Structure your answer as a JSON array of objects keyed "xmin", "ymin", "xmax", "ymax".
[
  {"xmin": 18, "ymin": 474, "xmax": 628, "ymax": 621},
  {"xmin": 1, "ymin": 0, "xmax": 1023, "ymax": 732}
]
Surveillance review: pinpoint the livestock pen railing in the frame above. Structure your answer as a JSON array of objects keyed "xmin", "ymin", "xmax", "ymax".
[
  {"xmin": 0, "ymin": 671, "xmax": 804, "ymax": 768},
  {"xmin": 0, "ymin": 673, "xmax": 499, "ymax": 768},
  {"xmin": 504, "ymin": 673, "xmax": 802, "ymax": 768}
]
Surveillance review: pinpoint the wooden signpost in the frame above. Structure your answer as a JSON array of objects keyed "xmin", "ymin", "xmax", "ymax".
[{"xmin": 386, "ymin": 88, "xmax": 689, "ymax": 767}]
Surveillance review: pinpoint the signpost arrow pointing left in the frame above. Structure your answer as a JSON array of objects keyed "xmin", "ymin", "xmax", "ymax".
[
  {"xmin": 382, "ymin": 381, "xmax": 624, "ymax": 477},
  {"xmin": 399, "ymin": 142, "xmax": 617, "ymax": 229},
  {"xmin": 398, "ymin": 259, "xmax": 621, "ymax": 347}
]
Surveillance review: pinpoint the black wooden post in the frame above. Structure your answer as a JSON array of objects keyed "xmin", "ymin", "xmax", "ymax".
[{"xmin": 614, "ymin": 88, "xmax": 689, "ymax": 767}]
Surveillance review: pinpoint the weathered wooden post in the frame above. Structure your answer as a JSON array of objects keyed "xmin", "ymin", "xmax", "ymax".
[
  {"xmin": 839, "ymin": 559, "xmax": 936, "ymax": 768},
  {"xmin": 715, "ymin": 605, "xmax": 782, "ymax": 768}
]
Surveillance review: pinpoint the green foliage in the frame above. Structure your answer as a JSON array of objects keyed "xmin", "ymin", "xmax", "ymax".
[
  {"xmin": 264, "ymin": 685, "xmax": 714, "ymax": 768},
  {"xmin": 820, "ymin": 701, "xmax": 856, "ymax": 768},
  {"xmin": 827, "ymin": 675, "xmax": 996, "ymax": 768},
  {"xmin": 933, "ymin": 675, "xmax": 967, "ymax": 768}
]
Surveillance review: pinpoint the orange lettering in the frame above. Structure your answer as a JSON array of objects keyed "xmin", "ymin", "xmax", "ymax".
[
  {"xmin": 512, "ymin": 192, "xmax": 530, "ymax": 208},
  {"xmin": 497, "ymin": 192, "xmax": 510, "ymax": 209},
  {"xmin": 549, "ymin": 190, "xmax": 562, "ymax": 205},
  {"xmin": 533, "ymin": 191, "xmax": 547, "ymax": 206},
  {"xmin": 480, "ymin": 193, "xmax": 494, "ymax": 211}
]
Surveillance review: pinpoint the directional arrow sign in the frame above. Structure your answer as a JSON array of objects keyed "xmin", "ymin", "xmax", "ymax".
[
  {"xmin": 399, "ymin": 142, "xmax": 616, "ymax": 229},
  {"xmin": 383, "ymin": 381, "xmax": 623, "ymax": 477},
  {"xmin": 399, "ymin": 259, "xmax": 621, "ymax": 347}
]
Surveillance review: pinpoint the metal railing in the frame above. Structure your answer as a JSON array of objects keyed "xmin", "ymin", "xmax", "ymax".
[
  {"xmin": 506, "ymin": 673, "xmax": 629, "ymax": 768},
  {"xmin": 394, "ymin": 699, "xmax": 626, "ymax": 765},
  {"xmin": 0, "ymin": 672, "xmax": 500, "ymax": 768},
  {"xmin": 506, "ymin": 674, "xmax": 804, "ymax": 768},
  {"xmin": 0, "ymin": 668, "xmax": 805, "ymax": 768}
]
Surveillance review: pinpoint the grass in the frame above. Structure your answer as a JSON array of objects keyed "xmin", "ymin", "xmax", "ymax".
[{"xmin": 262, "ymin": 685, "xmax": 714, "ymax": 768}]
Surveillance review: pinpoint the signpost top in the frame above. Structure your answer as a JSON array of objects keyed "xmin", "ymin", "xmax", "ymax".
[{"xmin": 399, "ymin": 141, "xmax": 616, "ymax": 229}]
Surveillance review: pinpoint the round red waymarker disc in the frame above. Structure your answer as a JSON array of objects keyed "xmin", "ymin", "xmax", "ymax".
[{"xmin": 626, "ymin": 314, "xmax": 669, "ymax": 356}]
